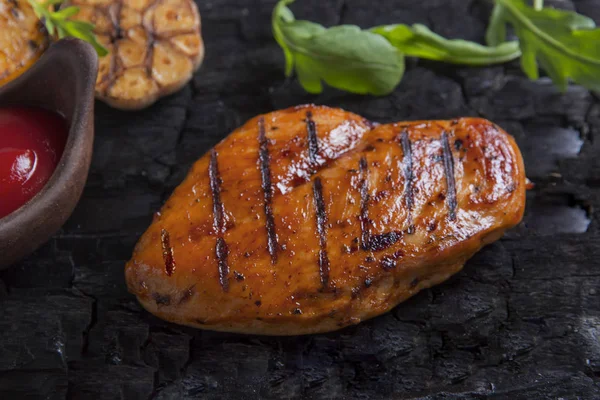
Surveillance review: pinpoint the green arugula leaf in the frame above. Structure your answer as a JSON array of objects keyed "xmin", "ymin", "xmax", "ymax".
[
  {"xmin": 272, "ymin": 0, "xmax": 295, "ymax": 76},
  {"xmin": 272, "ymin": 0, "xmax": 404, "ymax": 95},
  {"xmin": 486, "ymin": 0, "xmax": 600, "ymax": 91},
  {"xmin": 27, "ymin": 0, "xmax": 108, "ymax": 56},
  {"xmin": 273, "ymin": 0, "xmax": 600, "ymax": 95},
  {"xmin": 371, "ymin": 23, "xmax": 521, "ymax": 66}
]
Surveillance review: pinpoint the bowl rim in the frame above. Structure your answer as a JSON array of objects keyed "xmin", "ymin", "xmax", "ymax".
[{"xmin": 0, "ymin": 38, "xmax": 98, "ymax": 264}]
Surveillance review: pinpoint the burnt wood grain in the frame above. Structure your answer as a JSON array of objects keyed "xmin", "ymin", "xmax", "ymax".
[{"xmin": 0, "ymin": 0, "xmax": 599, "ymax": 398}]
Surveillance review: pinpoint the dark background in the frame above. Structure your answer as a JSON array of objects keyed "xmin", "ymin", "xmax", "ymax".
[{"xmin": 1, "ymin": 0, "xmax": 600, "ymax": 398}]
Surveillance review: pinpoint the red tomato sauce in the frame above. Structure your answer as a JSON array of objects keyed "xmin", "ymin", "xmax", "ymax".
[{"xmin": 0, "ymin": 107, "xmax": 67, "ymax": 219}]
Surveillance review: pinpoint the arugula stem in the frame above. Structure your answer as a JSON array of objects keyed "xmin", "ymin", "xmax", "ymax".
[{"xmin": 497, "ymin": 0, "xmax": 596, "ymax": 65}]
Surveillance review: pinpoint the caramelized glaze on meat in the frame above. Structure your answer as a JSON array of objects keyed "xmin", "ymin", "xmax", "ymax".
[
  {"xmin": 125, "ymin": 105, "xmax": 526, "ymax": 335},
  {"xmin": 0, "ymin": 0, "xmax": 49, "ymax": 87}
]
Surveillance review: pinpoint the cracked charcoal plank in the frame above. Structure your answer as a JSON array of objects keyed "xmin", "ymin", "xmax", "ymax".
[{"xmin": 1, "ymin": 0, "xmax": 600, "ymax": 398}]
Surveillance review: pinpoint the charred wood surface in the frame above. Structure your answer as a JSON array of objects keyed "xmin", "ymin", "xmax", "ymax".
[{"xmin": 1, "ymin": 0, "xmax": 599, "ymax": 398}]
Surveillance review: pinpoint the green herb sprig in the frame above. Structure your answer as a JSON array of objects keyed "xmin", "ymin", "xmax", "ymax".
[
  {"xmin": 273, "ymin": 0, "xmax": 600, "ymax": 95},
  {"xmin": 487, "ymin": 0, "xmax": 600, "ymax": 92},
  {"xmin": 371, "ymin": 24, "xmax": 521, "ymax": 67},
  {"xmin": 27, "ymin": 0, "xmax": 108, "ymax": 56},
  {"xmin": 272, "ymin": 0, "xmax": 404, "ymax": 95}
]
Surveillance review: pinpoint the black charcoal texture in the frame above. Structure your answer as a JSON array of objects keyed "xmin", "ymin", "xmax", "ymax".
[{"xmin": 1, "ymin": 0, "xmax": 599, "ymax": 398}]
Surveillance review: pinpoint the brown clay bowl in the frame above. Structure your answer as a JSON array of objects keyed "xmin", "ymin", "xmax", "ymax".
[{"xmin": 0, "ymin": 39, "xmax": 98, "ymax": 269}]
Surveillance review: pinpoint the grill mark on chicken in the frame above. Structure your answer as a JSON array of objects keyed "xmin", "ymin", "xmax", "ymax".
[
  {"xmin": 306, "ymin": 111, "xmax": 319, "ymax": 164},
  {"xmin": 399, "ymin": 130, "xmax": 415, "ymax": 232},
  {"xmin": 356, "ymin": 133, "xmax": 405, "ymax": 253},
  {"xmin": 441, "ymin": 131, "xmax": 457, "ymax": 221},
  {"xmin": 258, "ymin": 117, "xmax": 278, "ymax": 264},
  {"xmin": 209, "ymin": 149, "xmax": 229, "ymax": 291},
  {"xmin": 215, "ymin": 237, "xmax": 229, "ymax": 291},
  {"xmin": 209, "ymin": 149, "xmax": 225, "ymax": 232},
  {"xmin": 359, "ymin": 157, "xmax": 370, "ymax": 250},
  {"xmin": 313, "ymin": 178, "xmax": 330, "ymax": 287},
  {"xmin": 160, "ymin": 229, "xmax": 176, "ymax": 276}
]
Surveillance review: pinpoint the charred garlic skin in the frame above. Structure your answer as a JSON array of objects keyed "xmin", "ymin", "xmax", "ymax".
[{"xmin": 68, "ymin": 0, "xmax": 204, "ymax": 110}]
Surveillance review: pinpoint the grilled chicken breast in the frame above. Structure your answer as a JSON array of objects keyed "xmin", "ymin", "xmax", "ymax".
[
  {"xmin": 0, "ymin": 0, "xmax": 49, "ymax": 87},
  {"xmin": 126, "ymin": 105, "xmax": 526, "ymax": 335},
  {"xmin": 67, "ymin": 0, "xmax": 204, "ymax": 110}
]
